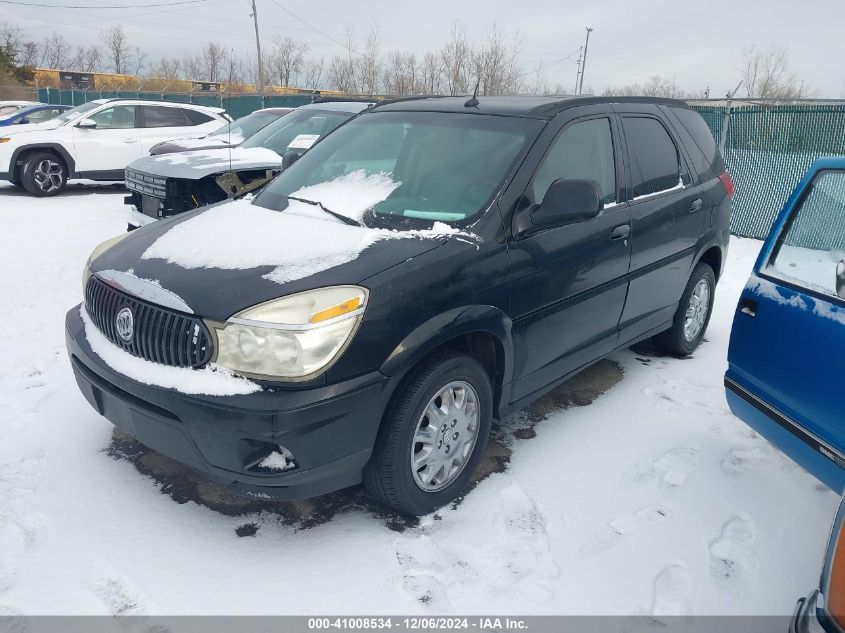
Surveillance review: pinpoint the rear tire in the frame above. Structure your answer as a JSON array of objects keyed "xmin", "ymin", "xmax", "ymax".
[
  {"xmin": 20, "ymin": 151, "xmax": 67, "ymax": 197},
  {"xmin": 653, "ymin": 262, "xmax": 716, "ymax": 356},
  {"xmin": 364, "ymin": 351, "xmax": 493, "ymax": 516}
]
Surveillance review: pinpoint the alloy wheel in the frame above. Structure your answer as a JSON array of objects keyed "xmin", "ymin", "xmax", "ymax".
[
  {"xmin": 410, "ymin": 380, "xmax": 480, "ymax": 492},
  {"xmin": 32, "ymin": 159, "xmax": 64, "ymax": 193},
  {"xmin": 683, "ymin": 278, "xmax": 711, "ymax": 342}
]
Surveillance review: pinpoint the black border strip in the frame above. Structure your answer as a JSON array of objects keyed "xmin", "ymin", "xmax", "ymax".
[{"xmin": 725, "ymin": 376, "xmax": 845, "ymax": 469}]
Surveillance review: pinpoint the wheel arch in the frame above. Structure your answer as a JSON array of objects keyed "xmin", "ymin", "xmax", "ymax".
[
  {"xmin": 11, "ymin": 143, "xmax": 76, "ymax": 180},
  {"xmin": 380, "ymin": 305, "xmax": 514, "ymax": 418},
  {"xmin": 696, "ymin": 244, "xmax": 724, "ymax": 281}
]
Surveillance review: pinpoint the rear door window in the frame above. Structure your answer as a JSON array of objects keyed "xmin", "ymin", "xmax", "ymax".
[
  {"xmin": 531, "ymin": 117, "xmax": 617, "ymax": 205},
  {"xmin": 622, "ymin": 116, "xmax": 681, "ymax": 198},
  {"xmin": 141, "ymin": 106, "xmax": 189, "ymax": 128},
  {"xmin": 766, "ymin": 169, "xmax": 845, "ymax": 299},
  {"xmin": 183, "ymin": 108, "xmax": 214, "ymax": 125}
]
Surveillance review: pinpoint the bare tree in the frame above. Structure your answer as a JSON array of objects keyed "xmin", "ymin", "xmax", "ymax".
[
  {"xmin": 357, "ymin": 25, "xmax": 381, "ymax": 94},
  {"xmin": 329, "ymin": 27, "xmax": 357, "ymax": 93},
  {"xmin": 472, "ymin": 25, "xmax": 523, "ymax": 95},
  {"xmin": 70, "ymin": 45, "xmax": 101, "ymax": 72},
  {"xmin": 192, "ymin": 42, "xmax": 228, "ymax": 82},
  {"xmin": 420, "ymin": 52, "xmax": 440, "ymax": 94},
  {"xmin": 603, "ymin": 75, "xmax": 686, "ymax": 98},
  {"xmin": 41, "ymin": 32, "xmax": 72, "ymax": 69},
  {"xmin": 741, "ymin": 45, "xmax": 803, "ymax": 98},
  {"xmin": 271, "ymin": 36, "xmax": 308, "ymax": 87},
  {"xmin": 147, "ymin": 57, "xmax": 182, "ymax": 81},
  {"xmin": 440, "ymin": 23, "xmax": 471, "ymax": 95},
  {"xmin": 101, "ymin": 26, "xmax": 131, "ymax": 74},
  {"xmin": 132, "ymin": 46, "xmax": 146, "ymax": 76},
  {"xmin": 383, "ymin": 50, "xmax": 417, "ymax": 95},
  {"xmin": 301, "ymin": 57, "xmax": 324, "ymax": 89}
]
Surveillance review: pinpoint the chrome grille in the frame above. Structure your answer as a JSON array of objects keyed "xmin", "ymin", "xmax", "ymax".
[
  {"xmin": 125, "ymin": 168, "xmax": 167, "ymax": 199},
  {"xmin": 85, "ymin": 276, "xmax": 213, "ymax": 368}
]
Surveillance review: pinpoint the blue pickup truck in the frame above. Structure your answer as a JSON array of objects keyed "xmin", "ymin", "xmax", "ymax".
[{"xmin": 726, "ymin": 158, "xmax": 845, "ymax": 493}]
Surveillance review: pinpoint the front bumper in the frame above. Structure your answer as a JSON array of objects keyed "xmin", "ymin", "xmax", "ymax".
[
  {"xmin": 127, "ymin": 207, "xmax": 156, "ymax": 228},
  {"xmin": 66, "ymin": 305, "xmax": 391, "ymax": 501}
]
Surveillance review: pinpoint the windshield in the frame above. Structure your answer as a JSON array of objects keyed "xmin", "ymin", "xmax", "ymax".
[
  {"xmin": 242, "ymin": 108, "xmax": 353, "ymax": 154},
  {"xmin": 206, "ymin": 109, "xmax": 286, "ymax": 143},
  {"xmin": 254, "ymin": 110, "xmax": 542, "ymax": 229},
  {"xmin": 55, "ymin": 101, "xmax": 103, "ymax": 123}
]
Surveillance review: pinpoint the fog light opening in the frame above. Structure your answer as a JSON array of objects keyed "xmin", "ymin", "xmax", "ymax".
[{"xmin": 254, "ymin": 445, "xmax": 297, "ymax": 473}]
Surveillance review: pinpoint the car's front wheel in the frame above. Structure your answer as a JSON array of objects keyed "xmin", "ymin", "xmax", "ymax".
[
  {"xmin": 653, "ymin": 262, "xmax": 716, "ymax": 355},
  {"xmin": 20, "ymin": 151, "xmax": 67, "ymax": 196},
  {"xmin": 364, "ymin": 351, "xmax": 493, "ymax": 516}
]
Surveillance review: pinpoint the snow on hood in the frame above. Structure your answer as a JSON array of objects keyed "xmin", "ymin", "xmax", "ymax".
[
  {"xmin": 127, "ymin": 146, "xmax": 283, "ymax": 180},
  {"xmin": 140, "ymin": 194, "xmax": 469, "ymax": 285}
]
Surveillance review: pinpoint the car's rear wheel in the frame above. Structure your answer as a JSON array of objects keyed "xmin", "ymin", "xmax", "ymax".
[
  {"xmin": 364, "ymin": 351, "xmax": 493, "ymax": 516},
  {"xmin": 20, "ymin": 151, "xmax": 67, "ymax": 197},
  {"xmin": 653, "ymin": 262, "xmax": 716, "ymax": 356}
]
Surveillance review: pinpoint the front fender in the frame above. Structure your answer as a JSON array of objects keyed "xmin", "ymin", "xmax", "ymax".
[
  {"xmin": 380, "ymin": 304, "xmax": 514, "ymax": 385},
  {"xmin": 8, "ymin": 142, "xmax": 77, "ymax": 176}
]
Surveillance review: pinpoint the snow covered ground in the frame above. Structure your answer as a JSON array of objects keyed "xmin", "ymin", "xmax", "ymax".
[{"xmin": 0, "ymin": 182, "xmax": 839, "ymax": 617}]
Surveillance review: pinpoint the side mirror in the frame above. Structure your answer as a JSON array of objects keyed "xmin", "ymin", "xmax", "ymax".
[
  {"xmin": 18, "ymin": 118, "xmax": 29, "ymax": 125},
  {"xmin": 837, "ymin": 259, "xmax": 845, "ymax": 300},
  {"xmin": 281, "ymin": 150, "xmax": 302, "ymax": 171},
  {"xmin": 516, "ymin": 178, "xmax": 603, "ymax": 235},
  {"xmin": 76, "ymin": 118, "xmax": 97, "ymax": 129}
]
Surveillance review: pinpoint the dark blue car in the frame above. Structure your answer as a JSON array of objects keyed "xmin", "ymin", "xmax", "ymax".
[
  {"xmin": 726, "ymin": 158, "xmax": 845, "ymax": 492},
  {"xmin": 0, "ymin": 104, "xmax": 72, "ymax": 126}
]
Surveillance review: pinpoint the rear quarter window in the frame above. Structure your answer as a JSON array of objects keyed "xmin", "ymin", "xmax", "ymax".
[
  {"xmin": 668, "ymin": 106, "xmax": 721, "ymax": 177},
  {"xmin": 183, "ymin": 109, "xmax": 215, "ymax": 125},
  {"xmin": 622, "ymin": 116, "xmax": 681, "ymax": 198}
]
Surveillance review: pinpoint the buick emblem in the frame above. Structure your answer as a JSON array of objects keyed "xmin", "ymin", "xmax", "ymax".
[{"xmin": 115, "ymin": 307, "xmax": 134, "ymax": 342}]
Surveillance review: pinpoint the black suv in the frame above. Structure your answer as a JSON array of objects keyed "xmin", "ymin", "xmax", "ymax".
[{"xmin": 65, "ymin": 96, "xmax": 732, "ymax": 516}]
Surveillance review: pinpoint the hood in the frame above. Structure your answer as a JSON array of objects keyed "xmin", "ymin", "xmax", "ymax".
[
  {"xmin": 0, "ymin": 119, "xmax": 65, "ymax": 137},
  {"xmin": 127, "ymin": 147, "xmax": 283, "ymax": 180},
  {"xmin": 90, "ymin": 199, "xmax": 454, "ymax": 321},
  {"xmin": 149, "ymin": 136, "xmax": 236, "ymax": 156}
]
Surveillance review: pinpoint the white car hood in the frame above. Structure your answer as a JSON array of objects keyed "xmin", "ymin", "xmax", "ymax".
[
  {"xmin": 0, "ymin": 119, "xmax": 66, "ymax": 137},
  {"xmin": 127, "ymin": 146, "xmax": 283, "ymax": 180}
]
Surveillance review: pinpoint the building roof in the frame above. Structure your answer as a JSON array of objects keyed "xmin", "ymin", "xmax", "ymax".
[{"xmin": 371, "ymin": 95, "xmax": 689, "ymax": 120}]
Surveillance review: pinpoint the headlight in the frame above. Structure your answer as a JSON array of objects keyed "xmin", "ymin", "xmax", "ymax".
[
  {"xmin": 82, "ymin": 232, "xmax": 131, "ymax": 293},
  {"xmin": 213, "ymin": 286, "xmax": 368, "ymax": 380}
]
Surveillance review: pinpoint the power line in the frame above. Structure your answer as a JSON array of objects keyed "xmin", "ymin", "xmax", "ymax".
[
  {"xmin": 267, "ymin": 0, "xmax": 354, "ymax": 53},
  {"xmin": 0, "ymin": 0, "xmax": 212, "ymax": 8}
]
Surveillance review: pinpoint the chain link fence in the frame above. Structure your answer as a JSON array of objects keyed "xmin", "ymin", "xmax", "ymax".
[{"xmin": 691, "ymin": 101, "xmax": 845, "ymax": 240}]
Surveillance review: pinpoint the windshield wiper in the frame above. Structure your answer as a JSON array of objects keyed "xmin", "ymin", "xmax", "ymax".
[{"xmin": 285, "ymin": 195, "xmax": 362, "ymax": 227}]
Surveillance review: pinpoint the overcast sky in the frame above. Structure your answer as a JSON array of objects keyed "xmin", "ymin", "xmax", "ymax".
[{"xmin": 2, "ymin": 0, "xmax": 843, "ymax": 97}]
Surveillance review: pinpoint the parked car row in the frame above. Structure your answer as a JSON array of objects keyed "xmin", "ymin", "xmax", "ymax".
[
  {"xmin": 125, "ymin": 100, "xmax": 370, "ymax": 229},
  {"xmin": 0, "ymin": 98, "xmax": 229, "ymax": 195}
]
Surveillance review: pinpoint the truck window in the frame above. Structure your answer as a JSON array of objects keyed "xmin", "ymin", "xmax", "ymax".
[{"xmin": 622, "ymin": 116, "xmax": 681, "ymax": 198}]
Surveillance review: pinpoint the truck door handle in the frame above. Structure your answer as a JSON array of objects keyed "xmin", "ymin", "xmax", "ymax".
[
  {"xmin": 738, "ymin": 297, "xmax": 757, "ymax": 317},
  {"xmin": 689, "ymin": 198, "xmax": 704, "ymax": 213},
  {"xmin": 610, "ymin": 224, "xmax": 630, "ymax": 240}
]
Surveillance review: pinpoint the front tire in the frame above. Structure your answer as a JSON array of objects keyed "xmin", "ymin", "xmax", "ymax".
[
  {"xmin": 653, "ymin": 262, "xmax": 716, "ymax": 356},
  {"xmin": 20, "ymin": 151, "xmax": 67, "ymax": 197},
  {"xmin": 364, "ymin": 351, "xmax": 493, "ymax": 516}
]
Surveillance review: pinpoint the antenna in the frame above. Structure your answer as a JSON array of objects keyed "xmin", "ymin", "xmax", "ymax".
[{"xmin": 464, "ymin": 80, "xmax": 480, "ymax": 108}]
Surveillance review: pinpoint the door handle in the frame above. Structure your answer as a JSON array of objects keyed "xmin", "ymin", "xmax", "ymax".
[
  {"xmin": 121, "ymin": 138, "xmax": 136, "ymax": 143},
  {"xmin": 689, "ymin": 198, "xmax": 704, "ymax": 213},
  {"xmin": 738, "ymin": 297, "xmax": 757, "ymax": 317},
  {"xmin": 610, "ymin": 224, "xmax": 630, "ymax": 240}
]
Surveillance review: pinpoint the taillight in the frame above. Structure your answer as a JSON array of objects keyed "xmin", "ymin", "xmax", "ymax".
[
  {"xmin": 827, "ymin": 516, "xmax": 845, "ymax": 627},
  {"xmin": 718, "ymin": 171, "xmax": 734, "ymax": 199}
]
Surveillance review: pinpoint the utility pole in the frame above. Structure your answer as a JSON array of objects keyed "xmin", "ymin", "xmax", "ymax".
[
  {"xmin": 249, "ymin": 0, "xmax": 264, "ymax": 92},
  {"xmin": 577, "ymin": 27, "xmax": 593, "ymax": 95},
  {"xmin": 573, "ymin": 46, "xmax": 582, "ymax": 95}
]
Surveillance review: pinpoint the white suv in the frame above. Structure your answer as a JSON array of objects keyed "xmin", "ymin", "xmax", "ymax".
[{"xmin": 0, "ymin": 98, "xmax": 229, "ymax": 196}]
